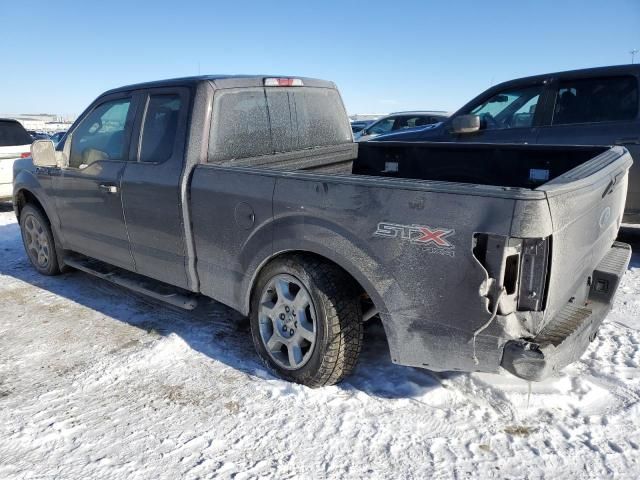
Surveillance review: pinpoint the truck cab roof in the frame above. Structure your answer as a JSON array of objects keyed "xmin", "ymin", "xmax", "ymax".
[
  {"xmin": 102, "ymin": 75, "xmax": 337, "ymax": 96},
  {"xmin": 487, "ymin": 64, "xmax": 640, "ymax": 92}
]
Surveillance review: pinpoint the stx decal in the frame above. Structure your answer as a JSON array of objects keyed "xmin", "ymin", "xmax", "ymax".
[{"xmin": 374, "ymin": 222, "xmax": 455, "ymax": 249}]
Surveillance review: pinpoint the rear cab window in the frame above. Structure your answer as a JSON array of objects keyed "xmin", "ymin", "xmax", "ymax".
[
  {"xmin": 552, "ymin": 76, "xmax": 639, "ymax": 125},
  {"xmin": 288, "ymin": 88, "xmax": 352, "ymax": 149},
  {"xmin": 0, "ymin": 121, "xmax": 32, "ymax": 147},
  {"xmin": 209, "ymin": 88, "xmax": 272, "ymax": 162},
  {"xmin": 208, "ymin": 86, "xmax": 351, "ymax": 163}
]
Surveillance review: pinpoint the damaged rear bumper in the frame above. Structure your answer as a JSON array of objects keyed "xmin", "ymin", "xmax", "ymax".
[{"xmin": 501, "ymin": 242, "xmax": 632, "ymax": 381}]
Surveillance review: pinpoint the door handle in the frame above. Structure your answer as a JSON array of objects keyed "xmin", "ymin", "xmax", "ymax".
[{"xmin": 99, "ymin": 184, "xmax": 118, "ymax": 194}]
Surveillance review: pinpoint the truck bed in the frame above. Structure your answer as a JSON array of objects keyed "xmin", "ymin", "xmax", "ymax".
[
  {"xmin": 240, "ymin": 141, "xmax": 612, "ymax": 191},
  {"xmin": 352, "ymin": 142, "xmax": 610, "ymax": 189}
]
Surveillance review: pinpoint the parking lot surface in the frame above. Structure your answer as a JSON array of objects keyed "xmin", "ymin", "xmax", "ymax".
[{"xmin": 1, "ymin": 205, "xmax": 639, "ymax": 479}]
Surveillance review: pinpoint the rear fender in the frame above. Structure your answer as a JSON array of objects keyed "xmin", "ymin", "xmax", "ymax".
[{"xmin": 244, "ymin": 213, "xmax": 392, "ymax": 319}]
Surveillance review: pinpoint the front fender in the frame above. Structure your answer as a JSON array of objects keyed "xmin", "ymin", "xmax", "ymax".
[{"xmin": 13, "ymin": 161, "xmax": 64, "ymax": 244}]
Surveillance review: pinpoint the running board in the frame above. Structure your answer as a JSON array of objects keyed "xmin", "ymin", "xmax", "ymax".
[{"xmin": 63, "ymin": 256, "xmax": 198, "ymax": 310}]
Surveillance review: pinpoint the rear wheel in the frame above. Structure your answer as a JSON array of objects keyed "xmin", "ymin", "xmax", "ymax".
[
  {"xmin": 19, "ymin": 204, "xmax": 60, "ymax": 276},
  {"xmin": 250, "ymin": 255, "xmax": 363, "ymax": 387}
]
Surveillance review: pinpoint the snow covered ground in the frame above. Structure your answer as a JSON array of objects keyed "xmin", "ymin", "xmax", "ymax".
[{"xmin": 0, "ymin": 204, "xmax": 639, "ymax": 479}]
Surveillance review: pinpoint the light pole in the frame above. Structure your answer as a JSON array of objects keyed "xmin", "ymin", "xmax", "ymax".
[{"xmin": 631, "ymin": 49, "xmax": 639, "ymax": 64}]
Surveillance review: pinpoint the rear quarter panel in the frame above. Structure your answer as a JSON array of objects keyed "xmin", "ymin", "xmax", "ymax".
[
  {"xmin": 234, "ymin": 172, "xmax": 546, "ymax": 371},
  {"xmin": 190, "ymin": 165, "xmax": 553, "ymax": 373},
  {"xmin": 270, "ymin": 174, "xmax": 548, "ymax": 372}
]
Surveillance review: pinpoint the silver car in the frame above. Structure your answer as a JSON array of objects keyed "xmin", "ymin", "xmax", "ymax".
[{"xmin": 354, "ymin": 111, "xmax": 449, "ymax": 142}]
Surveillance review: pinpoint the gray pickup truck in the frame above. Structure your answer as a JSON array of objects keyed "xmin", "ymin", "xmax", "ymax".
[
  {"xmin": 14, "ymin": 75, "xmax": 632, "ymax": 387},
  {"xmin": 375, "ymin": 64, "xmax": 640, "ymax": 224}
]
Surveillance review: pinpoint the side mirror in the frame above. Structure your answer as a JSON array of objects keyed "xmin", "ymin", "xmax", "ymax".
[
  {"xmin": 31, "ymin": 140, "xmax": 58, "ymax": 167},
  {"xmin": 451, "ymin": 114, "xmax": 481, "ymax": 134}
]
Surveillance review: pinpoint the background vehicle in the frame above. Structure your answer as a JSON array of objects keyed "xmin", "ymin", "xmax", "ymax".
[
  {"xmin": 355, "ymin": 110, "xmax": 449, "ymax": 141},
  {"xmin": 49, "ymin": 131, "xmax": 67, "ymax": 145},
  {"xmin": 376, "ymin": 65, "xmax": 640, "ymax": 223},
  {"xmin": 14, "ymin": 75, "xmax": 631, "ymax": 387},
  {"xmin": 27, "ymin": 130, "xmax": 50, "ymax": 141},
  {"xmin": 350, "ymin": 120, "xmax": 374, "ymax": 134},
  {"xmin": 0, "ymin": 119, "xmax": 32, "ymax": 201}
]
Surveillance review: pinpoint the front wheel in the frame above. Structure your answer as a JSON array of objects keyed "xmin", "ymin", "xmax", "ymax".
[
  {"xmin": 250, "ymin": 255, "xmax": 363, "ymax": 387},
  {"xmin": 19, "ymin": 204, "xmax": 61, "ymax": 276}
]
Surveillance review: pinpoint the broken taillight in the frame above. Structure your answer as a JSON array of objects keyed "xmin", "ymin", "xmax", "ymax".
[{"xmin": 472, "ymin": 234, "xmax": 550, "ymax": 313}]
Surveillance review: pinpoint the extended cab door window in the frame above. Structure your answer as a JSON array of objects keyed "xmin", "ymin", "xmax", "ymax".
[
  {"xmin": 69, "ymin": 99, "xmax": 133, "ymax": 168},
  {"xmin": 537, "ymin": 75, "xmax": 640, "ymax": 221},
  {"xmin": 139, "ymin": 94, "xmax": 182, "ymax": 163},
  {"xmin": 551, "ymin": 76, "xmax": 638, "ymax": 125}
]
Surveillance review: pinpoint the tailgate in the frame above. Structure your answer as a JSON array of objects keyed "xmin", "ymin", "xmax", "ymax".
[{"xmin": 538, "ymin": 146, "xmax": 632, "ymax": 323}]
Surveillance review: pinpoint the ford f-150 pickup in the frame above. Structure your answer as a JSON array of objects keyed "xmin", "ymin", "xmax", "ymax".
[{"xmin": 13, "ymin": 75, "xmax": 633, "ymax": 387}]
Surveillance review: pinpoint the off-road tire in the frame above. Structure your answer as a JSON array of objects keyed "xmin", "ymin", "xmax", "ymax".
[{"xmin": 250, "ymin": 255, "xmax": 363, "ymax": 387}]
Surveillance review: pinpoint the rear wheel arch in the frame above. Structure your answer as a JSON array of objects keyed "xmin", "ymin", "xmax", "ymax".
[
  {"xmin": 248, "ymin": 252, "xmax": 366, "ymax": 386},
  {"xmin": 246, "ymin": 250, "xmax": 383, "ymax": 320}
]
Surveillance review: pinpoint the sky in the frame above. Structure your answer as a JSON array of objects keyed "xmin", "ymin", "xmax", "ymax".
[{"xmin": 3, "ymin": 0, "xmax": 640, "ymax": 117}]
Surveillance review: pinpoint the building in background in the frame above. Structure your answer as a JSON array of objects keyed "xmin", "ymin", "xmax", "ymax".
[
  {"xmin": 349, "ymin": 113, "xmax": 385, "ymax": 122},
  {"xmin": 1, "ymin": 114, "xmax": 75, "ymax": 133}
]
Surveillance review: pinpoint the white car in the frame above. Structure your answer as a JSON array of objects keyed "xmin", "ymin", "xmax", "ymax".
[{"xmin": 0, "ymin": 119, "xmax": 32, "ymax": 201}]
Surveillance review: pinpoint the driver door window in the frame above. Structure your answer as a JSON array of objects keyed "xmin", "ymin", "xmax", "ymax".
[
  {"xmin": 470, "ymin": 86, "xmax": 542, "ymax": 130},
  {"xmin": 69, "ymin": 99, "xmax": 132, "ymax": 168}
]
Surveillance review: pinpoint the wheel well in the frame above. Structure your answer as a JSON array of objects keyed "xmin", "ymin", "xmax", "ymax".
[
  {"xmin": 249, "ymin": 250, "xmax": 377, "ymax": 319},
  {"xmin": 15, "ymin": 189, "xmax": 45, "ymax": 221}
]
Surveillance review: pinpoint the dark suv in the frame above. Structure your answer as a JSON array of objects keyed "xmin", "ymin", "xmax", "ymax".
[{"xmin": 377, "ymin": 65, "xmax": 640, "ymax": 223}]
